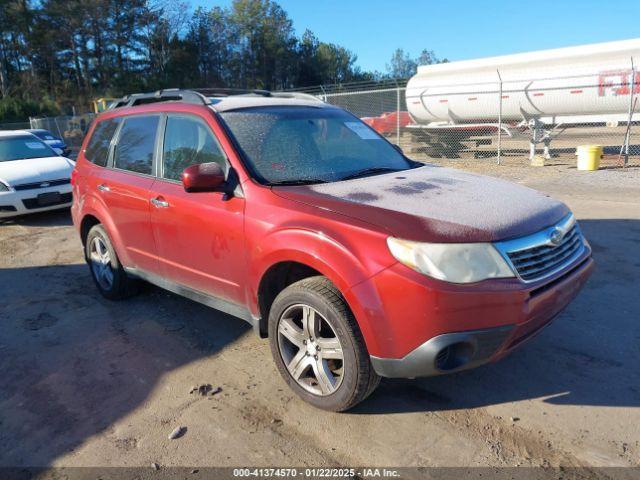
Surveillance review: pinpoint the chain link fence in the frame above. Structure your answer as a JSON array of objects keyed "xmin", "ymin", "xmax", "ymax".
[
  {"xmin": 29, "ymin": 113, "xmax": 96, "ymax": 157},
  {"xmin": 295, "ymin": 68, "xmax": 640, "ymax": 169},
  {"xmin": 0, "ymin": 113, "xmax": 96, "ymax": 159},
  {"xmin": 0, "ymin": 120, "xmax": 31, "ymax": 130},
  {"xmin": 5, "ymin": 64, "xmax": 640, "ymax": 169}
]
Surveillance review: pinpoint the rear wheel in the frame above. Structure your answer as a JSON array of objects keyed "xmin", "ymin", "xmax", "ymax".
[
  {"xmin": 85, "ymin": 224, "xmax": 137, "ymax": 300},
  {"xmin": 268, "ymin": 276, "xmax": 380, "ymax": 411}
]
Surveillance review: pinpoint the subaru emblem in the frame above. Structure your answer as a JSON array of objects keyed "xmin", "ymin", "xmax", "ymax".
[{"xmin": 549, "ymin": 227, "xmax": 564, "ymax": 246}]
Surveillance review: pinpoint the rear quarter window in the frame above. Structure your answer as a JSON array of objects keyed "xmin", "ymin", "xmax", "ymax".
[{"xmin": 85, "ymin": 118, "xmax": 120, "ymax": 167}]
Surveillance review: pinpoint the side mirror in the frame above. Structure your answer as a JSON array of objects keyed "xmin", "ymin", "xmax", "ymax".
[{"xmin": 182, "ymin": 162, "xmax": 226, "ymax": 193}]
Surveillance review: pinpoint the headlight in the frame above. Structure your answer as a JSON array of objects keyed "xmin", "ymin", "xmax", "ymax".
[
  {"xmin": 387, "ymin": 237, "xmax": 515, "ymax": 283},
  {"xmin": 0, "ymin": 182, "xmax": 9, "ymax": 192}
]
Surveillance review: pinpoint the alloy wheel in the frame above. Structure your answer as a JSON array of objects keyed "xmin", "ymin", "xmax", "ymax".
[
  {"xmin": 89, "ymin": 236, "xmax": 114, "ymax": 290},
  {"xmin": 277, "ymin": 304, "xmax": 345, "ymax": 396}
]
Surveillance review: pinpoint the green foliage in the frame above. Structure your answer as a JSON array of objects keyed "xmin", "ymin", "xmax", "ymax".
[
  {"xmin": 0, "ymin": 96, "xmax": 61, "ymax": 123},
  {"xmin": 0, "ymin": 0, "xmax": 442, "ymax": 119},
  {"xmin": 385, "ymin": 48, "xmax": 447, "ymax": 79}
]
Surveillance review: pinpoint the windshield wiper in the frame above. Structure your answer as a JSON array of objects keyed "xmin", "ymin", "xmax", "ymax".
[
  {"xmin": 269, "ymin": 178, "xmax": 328, "ymax": 186},
  {"xmin": 339, "ymin": 167, "xmax": 401, "ymax": 181}
]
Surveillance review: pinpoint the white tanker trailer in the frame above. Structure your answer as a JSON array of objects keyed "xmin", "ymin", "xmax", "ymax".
[{"xmin": 406, "ymin": 39, "xmax": 640, "ymax": 159}]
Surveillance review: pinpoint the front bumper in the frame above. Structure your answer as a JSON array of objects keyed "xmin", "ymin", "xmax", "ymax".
[
  {"xmin": 349, "ymin": 248, "xmax": 594, "ymax": 378},
  {"xmin": 371, "ymin": 325, "xmax": 515, "ymax": 378},
  {"xmin": 0, "ymin": 184, "xmax": 73, "ymax": 218}
]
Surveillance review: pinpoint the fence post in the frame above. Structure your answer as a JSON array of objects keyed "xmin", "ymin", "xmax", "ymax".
[
  {"xmin": 623, "ymin": 57, "xmax": 636, "ymax": 167},
  {"xmin": 396, "ymin": 82, "xmax": 401, "ymax": 146},
  {"xmin": 319, "ymin": 85, "xmax": 328, "ymax": 103},
  {"xmin": 53, "ymin": 117, "xmax": 64, "ymax": 140},
  {"xmin": 497, "ymin": 69, "xmax": 503, "ymax": 165}
]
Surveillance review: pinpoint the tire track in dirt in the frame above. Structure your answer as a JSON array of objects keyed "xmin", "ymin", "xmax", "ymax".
[{"xmin": 432, "ymin": 407, "xmax": 609, "ymax": 479}]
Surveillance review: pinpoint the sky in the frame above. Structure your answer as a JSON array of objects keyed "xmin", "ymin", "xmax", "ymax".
[{"xmin": 191, "ymin": 0, "xmax": 640, "ymax": 73}]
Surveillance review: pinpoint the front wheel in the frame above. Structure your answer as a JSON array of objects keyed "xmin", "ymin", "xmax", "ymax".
[{"xmin": 268, "ymin": 276, "xmax": 380, "ymax": 411}]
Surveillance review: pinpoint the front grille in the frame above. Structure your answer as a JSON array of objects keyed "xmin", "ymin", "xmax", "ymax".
[
  {"xmin": 13, "ymin": 178, "xmax": 70, "ymax": 191},
  {"xmin": 506, "ymin": 224, "xmax": 584, "ymax": 281},
  {"xmin": 22, "ymin": 192, "xmax": 72, "ymax": 210}
]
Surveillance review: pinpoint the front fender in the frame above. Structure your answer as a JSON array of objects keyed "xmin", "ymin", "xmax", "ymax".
[
  {"xmin": 251, "ymin": 231, "xmax": 362, "ymax": 294},
  {"xmin": 248, "ymin": 226, "xmax": 394, "ymax": 354}
]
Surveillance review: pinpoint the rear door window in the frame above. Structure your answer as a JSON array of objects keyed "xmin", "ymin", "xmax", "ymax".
[
  {"xmin": 161, "ymin": 115, "xmax": 227, "ymax": 181},
  {"xmin": 85, "ymin": 118, "xmax": 120, "ymax": 167},
  {"xmin": 114, "ymin": 115, "xmax": 159, "ymax": 175}
]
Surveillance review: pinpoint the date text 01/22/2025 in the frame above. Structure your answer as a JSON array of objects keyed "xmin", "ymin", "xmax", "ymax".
[{"xmin": 232, "ymin": 468, "xmax": 400, "ymax": 478}]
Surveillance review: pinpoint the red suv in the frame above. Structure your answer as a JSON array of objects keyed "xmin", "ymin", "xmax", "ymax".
[{"xmin": 71, "ymin": 89, "xmax": 593, "ymax": 411}]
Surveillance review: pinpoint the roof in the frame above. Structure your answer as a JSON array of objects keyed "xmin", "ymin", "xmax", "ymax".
[
  {"xmin": 209, "ymin": 95, "xmax": 331, "ymax": 112},
  {"xmin": 0, "ymin": 130, "xmax": 33, "ymax": 138},
  {"xmin": 107, "ymin": 88, "xmax": 330, "ymax": 113}
]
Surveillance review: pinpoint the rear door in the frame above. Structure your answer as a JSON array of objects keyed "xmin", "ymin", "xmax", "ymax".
[
  {"xmin": 98, "ymin": 114, "xmax": 160, "ymax": 273},
  {"xmin": 149, "ymin": 113, "xmax": 246, "ymax": 305},
  {"xmin": 74, "ymin": 116, "xmax": 120, "ymax": 223}
]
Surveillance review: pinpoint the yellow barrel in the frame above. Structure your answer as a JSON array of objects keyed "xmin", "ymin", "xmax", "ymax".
[{"xmin": 576, "ymin": 145, "xmax": 603, "ymax": 171}]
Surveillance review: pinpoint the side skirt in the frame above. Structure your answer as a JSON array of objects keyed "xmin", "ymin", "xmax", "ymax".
[{"xmin": 124, "ymin": 267, "xmax": 259, "ymax": 331}]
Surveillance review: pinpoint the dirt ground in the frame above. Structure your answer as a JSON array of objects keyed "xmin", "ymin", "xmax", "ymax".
[{"xmin": 0, "ymin": 160, "xmax": 639, "ymax": 475}]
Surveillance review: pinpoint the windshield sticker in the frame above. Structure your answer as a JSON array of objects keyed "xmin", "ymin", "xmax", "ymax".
[
  {"xmin": 344, "ymin": 122, "xmax": 380, "ymax": 140},
  {"xmin": 26, "ymin": 142, "xmax": 46, "ymax": 149}
]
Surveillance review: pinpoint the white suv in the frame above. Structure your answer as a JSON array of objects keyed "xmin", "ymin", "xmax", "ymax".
[{"xmin": 0, "ymin": 130, "xmax": 75, "ymax": 218}]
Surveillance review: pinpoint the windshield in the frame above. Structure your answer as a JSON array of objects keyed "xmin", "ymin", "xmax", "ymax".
[
  {"xmin": 0, "ymin": 135, "xmax": 57, "ymax": 161},
  {"xmin": 219, "ymin": 106, "xmax": 413, "ymax": 184},
  {"xmin": 31, "ymin": 130, "xmax": 57, "ymax": 141}
]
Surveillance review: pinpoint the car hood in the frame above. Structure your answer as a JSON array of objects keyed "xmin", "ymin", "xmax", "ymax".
[
  {"xmin": 272, "ymin": 165, "xmax": 569, "ymax": 242},
  {"xmin": 0, "ymin": 156, "xmax": 75, "ymax": 186}
]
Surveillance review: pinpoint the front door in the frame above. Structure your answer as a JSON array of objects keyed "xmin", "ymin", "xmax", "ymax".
[{"xmin": 150, "ymin": 113, "xmax": 246, "ymax": 305}]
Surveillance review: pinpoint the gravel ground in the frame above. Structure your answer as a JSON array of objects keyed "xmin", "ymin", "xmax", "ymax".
[{"xmin": 0, "ymin": 161, "xmax": 639, "ymax": 475}]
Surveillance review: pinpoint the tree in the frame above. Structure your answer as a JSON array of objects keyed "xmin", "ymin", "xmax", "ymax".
[
  {"xmin": 0, "ymin": 0, "xmax": 444, "ymax": 121},
  {"xmin": 417, "ymin": 49, "xmax": 437, "ymax": 66},
  {"xmin": 0, "ymin": 0, "xmax": 37, "ymax": 97},
  {"xmin": 228, "ymin": 0, "xmax": 297, "ymax": 89},
  {"xmin": 385, "ymin": 47, "xmax": 447, "ymax": 79},
  {"xmin": 296, "ymin": 29, "xmax": 320, "ymax": 86},
  {"xmin": 386, "ymin": 48, "xmax": 417, "ymax": 79}
]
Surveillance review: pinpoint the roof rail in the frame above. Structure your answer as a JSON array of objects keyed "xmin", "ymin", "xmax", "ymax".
[
  {"xmin": 194, "ymin": 88, "xmax": 273, "ymax": 97},
  {"xmin": 196, "ymin": 88, "xmax": 323, "ymax": 102},
  {"xmin": 108, "ymin": 89, "xmax": 210, "ymax": 109},
  {"xmin": 269, "ymin": 91, "xmax": 323, "ymax": 102},
  {"xmin": 108, "ymin": 87, "xmax": 324, "ymax": 110}
]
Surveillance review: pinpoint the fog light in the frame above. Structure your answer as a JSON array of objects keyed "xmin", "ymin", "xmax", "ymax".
[{"xmin": 435, "ymin": 342, "xmax": 474, "ymax": 371}]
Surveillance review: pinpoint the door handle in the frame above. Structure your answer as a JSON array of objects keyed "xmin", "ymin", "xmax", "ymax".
[
  {"xmin": 97, "ymin": 184, "xmax": 110, "ymax": 192},
  {"xmin": 151, "ymin": 197, "xmax": 170, "ymax": 208}
]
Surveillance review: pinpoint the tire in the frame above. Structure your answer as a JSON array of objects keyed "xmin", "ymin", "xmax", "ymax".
[
  {"xmin": 268, "ymin": 276, "xmax": 380, "ymax": 412},
  {"xmin": 85, "ymin": 224, "xmax": 138, "ymax": 300}
]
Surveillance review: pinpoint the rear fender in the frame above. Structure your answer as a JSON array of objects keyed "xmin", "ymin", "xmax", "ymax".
[{"xmin": 79, "ymin": 193, "xmax": 132, "ymax": 266}]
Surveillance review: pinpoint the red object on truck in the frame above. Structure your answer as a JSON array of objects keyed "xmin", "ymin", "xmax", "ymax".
[{"xmin": 361, "ymin": 111, "xmax": 413, "ymax": 134}]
